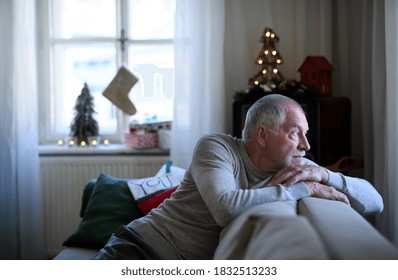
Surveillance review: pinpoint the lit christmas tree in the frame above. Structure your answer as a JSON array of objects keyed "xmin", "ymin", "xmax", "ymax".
[
  {"xmin": 70, "ymin": 83, "xmax": 99, "ymax": 146},
  {"xmin": 248, "ymin": 27, "xmax": 284, "ymax": 88}
]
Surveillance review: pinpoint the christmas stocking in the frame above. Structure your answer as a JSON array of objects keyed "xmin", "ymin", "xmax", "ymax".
[{"xmin": 102, "ymin": 66, "xmax": 138, "ymax": 115}]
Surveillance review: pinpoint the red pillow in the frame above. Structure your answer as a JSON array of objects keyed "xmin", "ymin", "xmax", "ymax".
[{"xmin": 137, "ymin": 186, "xmax": 178, "ymax": 215}]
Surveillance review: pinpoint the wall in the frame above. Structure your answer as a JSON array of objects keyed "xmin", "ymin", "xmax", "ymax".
[{"xmin": 223, "ymin": 0, "xmax": 366, "ymax": 163}]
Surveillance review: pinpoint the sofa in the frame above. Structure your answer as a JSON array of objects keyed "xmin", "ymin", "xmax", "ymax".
[
  {"xmin": 53, "ymin": 165, "xmax": 398, "ymax": 260},
  {"xmin": 214, "ymin": 197, "xmax": 398, "ymax": 259}
]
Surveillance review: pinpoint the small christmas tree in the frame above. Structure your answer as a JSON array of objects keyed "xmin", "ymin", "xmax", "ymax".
[
  {"xmin": 70, "ymin": 83, "xmax": 99, "ymax": 146},
  {"xmin": 248, "ymin": 27, "xmax": 284, "ymax": 88}
]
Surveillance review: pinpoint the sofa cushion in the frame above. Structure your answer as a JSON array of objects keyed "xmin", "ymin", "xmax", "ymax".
[
  {"xmin": 53, "ymin": 247, "xmax": 99, "ymax": 260},
  {"xmin": 298, "ymin": 197, "xmax": 398, "ymax": 259},
  {"xmin": 79, "ymin": 179, "xmax": 97, "ymax": 218},
  {"xmin": 127, "ymin": 173, "xmax": 180, "ymax": 201},
  {"xmin": 63, "ymin": 173, "xmax": 143, "ymax": 249},
  {"xmin": 136, "ymin": 186, "xmax": 178, "ymax": 215},
  {"xmin": 214, "ymin": 201, "xmax": 329, "ymax": 259}
]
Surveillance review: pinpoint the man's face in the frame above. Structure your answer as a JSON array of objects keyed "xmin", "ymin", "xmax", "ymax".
[{"xmin": 263, "ymin": 103, "xmax": 310, "ymax": 171}]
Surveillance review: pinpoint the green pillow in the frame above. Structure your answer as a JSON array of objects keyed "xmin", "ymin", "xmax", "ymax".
[
  {"xmin": 63, "ymin": 173, "xmax": 143, "ymax": 249},
  {"xmin": 79, "ymin": 179, "xmax": 97, "ymax": 218}
]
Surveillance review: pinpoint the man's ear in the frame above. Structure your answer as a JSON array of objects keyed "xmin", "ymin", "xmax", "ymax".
[{"xmin": 256, "ymin": 124, "xmax": 269, "ymax": 147}]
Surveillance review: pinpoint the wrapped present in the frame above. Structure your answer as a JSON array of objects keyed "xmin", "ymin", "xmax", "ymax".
[{"xmin": 124, "ymin": 130, "xmax": 158, "ymax": 149}]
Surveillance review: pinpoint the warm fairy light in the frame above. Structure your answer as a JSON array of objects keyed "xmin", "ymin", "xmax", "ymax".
[
  {"xmin": 57, "ymin": 139, "xmax": 64, "ymax": 145},
  {"xmin": 69, "ymin": 139, "xmax": 75, "ymax": 146},
  {"xmin": 103, "ymin": 139, "xmax": 110, "ymax": 145},
  {"xmin": 249, "ymin": 27, "xmax": 283, "ymax": 87},
  {"xmin": 91, "ymin": 139, "xmax": 98, "ymax": 146},
  {"xmin": 80, "ymin": 140, "xmax": 86, "ymax": 146}
]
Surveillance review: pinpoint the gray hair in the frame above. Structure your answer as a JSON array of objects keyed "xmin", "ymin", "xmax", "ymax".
[{"xmin": 242, "ymin": 94, "xmax": 303, "ymax": 141}]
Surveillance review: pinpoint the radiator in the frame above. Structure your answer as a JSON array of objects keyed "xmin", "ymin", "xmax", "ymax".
[{"xmin": 40, "ymin": 155, "xmax": 169, "ymax": 258}]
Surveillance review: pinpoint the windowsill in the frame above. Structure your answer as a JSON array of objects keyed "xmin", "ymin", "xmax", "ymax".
[{"xmin": 39, "ymin": 144, "xmax": 170, "ymax": 157}]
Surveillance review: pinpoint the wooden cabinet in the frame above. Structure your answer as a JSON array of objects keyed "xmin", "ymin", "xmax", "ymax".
[{"xmin": 233, "ymin": 96, "xmax": 351, "ymax": 166}]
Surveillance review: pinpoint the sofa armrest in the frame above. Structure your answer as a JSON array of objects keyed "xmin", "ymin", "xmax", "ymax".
[
  {"xmin": 298, "ymin": 197, "xmax": 398, "ymax": 259},
  {"xmin": 214, "ymin": 201, "xmax": 328, "ymax": 259}
]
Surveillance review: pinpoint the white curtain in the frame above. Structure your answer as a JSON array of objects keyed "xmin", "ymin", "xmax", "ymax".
[
  {"xmin": 333, "ymin": 0, "xmax": 398, "ymax": 246},
  {"xmin": 172, "ymin": 0, "xmax": 398, "ymax": 245},
  {"xmin": 0, "ymin": 0, "xmax": 45, "ymax": 259},
  {"xmin": 171, "ymin": 0, "xmax": 226, "ymax": 168},
  {"xmin": 373, "ymin": 0, "xmax": 398, "ymax": 245}
]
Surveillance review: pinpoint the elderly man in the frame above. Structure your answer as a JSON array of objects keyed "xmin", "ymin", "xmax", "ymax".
[{"xmin": 94, "ymin": 94, "xmax": 383, "ymax": 260}]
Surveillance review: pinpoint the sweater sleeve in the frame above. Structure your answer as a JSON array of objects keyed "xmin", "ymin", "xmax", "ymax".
[
  {"xmin": 189, "ymin": 135, "xmax": 310, "ymax": 227},
  {"xmin": 325, "ymin": 169, "xmax": 384, "ymax": 215}
]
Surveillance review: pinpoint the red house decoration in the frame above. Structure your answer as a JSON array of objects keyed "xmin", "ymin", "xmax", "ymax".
[{"xmin": 298, "ymin": 56, "xmax": 334, "ymax": 96}]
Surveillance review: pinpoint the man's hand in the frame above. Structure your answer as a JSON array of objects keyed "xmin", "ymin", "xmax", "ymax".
[
  {"xmin": 305, "ymin": 181, "xmax": 350, "ymax": 205},
  {"xmin": 266, "ymin": 165, "xmax": 350, "ymax": 205},
  {"xmin": 267, "ymin": 165, "xmax": 329, "ymax": 187}
]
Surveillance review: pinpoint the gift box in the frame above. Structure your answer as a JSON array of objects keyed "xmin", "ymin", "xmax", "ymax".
[{"xmin": 124, "ymin": 131, "xmax": 158, "ymax": 149}]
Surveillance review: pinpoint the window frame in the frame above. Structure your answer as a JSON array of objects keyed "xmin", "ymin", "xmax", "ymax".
[{"xmin": 37, "ymin": 0, "xmax": 175, "ymax": 145}]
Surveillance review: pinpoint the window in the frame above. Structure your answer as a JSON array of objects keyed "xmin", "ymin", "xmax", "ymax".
[{"xmin": 38, "ymin": 0, "xmax": 176, "ymax": 144}]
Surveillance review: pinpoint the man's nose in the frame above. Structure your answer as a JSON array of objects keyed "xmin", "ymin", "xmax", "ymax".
[{"xmin": 299, "ymin": 134, "xmax": 311, "ymax": 151}]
